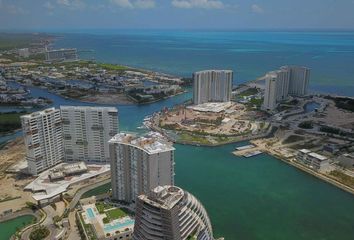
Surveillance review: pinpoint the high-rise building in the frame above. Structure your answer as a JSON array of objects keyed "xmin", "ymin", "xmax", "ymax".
[
  {"xmin": 109, "ymin": 132, "xmax": 175, "ymax": 204},
  {"xmin": 283, "ymin": 66, "xmax": 310, "ymax": 96},
  {"xmin": 262, "ymin": 69, "xmax": 290, "ymax": 110},
  {"xmin": 133, "ymin": 185, "xmax": 215, "ymax": 240},
  {"xmin": 263, "ymin": 66, "xmax": 310, "ymax": 110},
  {"xmin": 45, "ymin": 48, "xmax": 78, "ymax": 62},
  {"xmin": 21, "ymin": 108, "xmax": 64, "ymax": 175},
  {"xmin": 193, "ymin": 70, "xmax": 233, "ymax": 105},
  {"xmin": 60, "ymin": 106, "xmax": 118, "ymax": 163}
]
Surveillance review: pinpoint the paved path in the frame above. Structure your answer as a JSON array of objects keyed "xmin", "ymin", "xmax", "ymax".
[{"xmin": 68, "ymin": 178, "xmax": 110, "ymax": 210}]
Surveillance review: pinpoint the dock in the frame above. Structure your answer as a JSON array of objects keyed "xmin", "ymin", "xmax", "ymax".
[
  {"xmin": 235, "ymin": 144, "xmax": 255, "ymax": 151},
  {"xmin": 243, "ymin": 150, "xmax": 263, "ymax": 158}
]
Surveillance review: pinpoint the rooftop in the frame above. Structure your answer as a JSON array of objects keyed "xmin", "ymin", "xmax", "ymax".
[
  {"xmin": 299, "ymin": 149, "xmax": 312, "ymax": 154},
  {"xmin": 308, "ymin": 152, "xmax": 328, "ymax": 161},
  {"xmin": 140, "ymin": 185, "xmax": 184, "ymax": 210},
  {"xmin": 109, "ymin": 131, "xmax": 175, "ymax": 154},
  {"xmin": 194, "ymin": 69, "xmax": 233, "ymax": 75},
  {"xmin": 60, "ymin": 105, "xmax": 118, "ymax": 113},
  {"xmin": 21, "ymin": 107, "xmax": 57, "ymax": 119}
]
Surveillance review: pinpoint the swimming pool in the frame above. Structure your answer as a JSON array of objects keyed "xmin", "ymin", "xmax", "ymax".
[
  {"xmin": 86, "ymin": 208, "xmax": 95, "ymax": 219},
  {"xmin": 104, "ymin": 218, "xmax": 135, "ymax": 232}
]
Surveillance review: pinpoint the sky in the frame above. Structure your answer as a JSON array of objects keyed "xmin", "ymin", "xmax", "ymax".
[{"xmin": 0, "ymin": 0, "xmax": 354, "ymax": 30}]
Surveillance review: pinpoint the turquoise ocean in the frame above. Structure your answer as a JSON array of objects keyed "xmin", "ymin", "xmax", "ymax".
[{"xmin": 1, "ymin": 31, "xmax": 354, "ymax": 240}]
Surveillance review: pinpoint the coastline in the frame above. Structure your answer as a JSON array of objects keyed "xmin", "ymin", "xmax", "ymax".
[{"xmin": 264, "ymin": 149, "xmax": 354, "ymax": 196}]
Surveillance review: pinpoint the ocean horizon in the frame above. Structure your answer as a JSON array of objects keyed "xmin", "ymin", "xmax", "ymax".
[{"xmin": 48, "ymin": 29, "xmax": 354, "ymax": 97}]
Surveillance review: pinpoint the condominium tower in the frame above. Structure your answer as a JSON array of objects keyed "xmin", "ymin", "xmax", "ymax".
[
  {"xmin": 284, "ymin": 66, "xmax": 310, "ymax": 96},
  {"xmin": 60, "ymin": 106, "xmax": 118, "ymax": 163},
  {"xmin": 263, "ymin": 66, "xmax": 310, "ymax": 110},
  {"xmin": 109, "ymin": 132, "xmax": 175, "ymax": 203},
  {"xmin": 133, "ymin": 185, "xmax": 215, "ymax": 240},
  {"xmin": 21, "ymin": 108, "xmax": 64, "ymax": 175},
  {"xmin": 193, "ymin": 70, "xmax": 233, "ymax": 105}
]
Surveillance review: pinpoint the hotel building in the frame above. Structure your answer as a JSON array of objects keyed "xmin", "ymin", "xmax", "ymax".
[
  {"xmin": 193, "ymin": 70, "xmax": 233, "ymax": 105},
  {"xmin": 109, "ymin": 132, "xmax": 175, "ymax": 204},
  {"xmin": 133, "ymin": 185, "xmax": 215, "ymax": 240},
  {"xmin": 21, "ymin": 108, "xmax": 64, "ymax": 175},
  {"xmin": 45, "ymin": 48, "xmax": 78, "ymax": 62},
  {"xmin": 263, "ymin": 66, "xmax": 310, "ymax": 110},
  {"xmin": 60, "ymin": 106, "xmax": 119, "ymax": 163}
]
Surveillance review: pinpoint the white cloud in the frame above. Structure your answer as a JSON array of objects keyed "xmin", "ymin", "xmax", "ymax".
[
  {"xmin": 134, "ymin": 0, "xmax": 155, "ymax": 9},
  {"xmin": 57, "ymin": 0, "xmax": 70, "ymax": 6},
  {"xmin": 44, "ymin": 1, "xmax": 55, "ymax": 10},
  {"xmin": 251, "ymin": 4, "xmax": 264, "ymax": 13},
  {"xmin": 57, "ymin": 0, "xmax": 86, "ymax": 10},
  {"xmin": 110, "ymin": 0, "xmax": 156, "ymax": 9},
  {"xmin": 171, "ymin": 0, "xmax": 224, "ymax": 9}
]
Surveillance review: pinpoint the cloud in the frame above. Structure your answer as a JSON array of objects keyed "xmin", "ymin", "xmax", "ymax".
[
  {"xmin": 110, "ymin": 0, "xmax": 156, "ymax": 9},
  {"xmin": 134, "ymin": 0, "xmax": 155, "ymax": 9},
  {"xmin": 251, "ymin": 4, "xmax": 264, "ymax": 13},
  {"xmin": 44, "ymin": 1, "xmax": 55, "ymax": 10},
  {"xmin": 110, "ymin": 0, "xmax": 134, "ymax": 8},
  {"xmin": 57, "ymin": 0, "xmax": 86, "ymax": 10},
  {"xmin": 171, "ymin": 0, "xmax": 224, "ymax": 9}
]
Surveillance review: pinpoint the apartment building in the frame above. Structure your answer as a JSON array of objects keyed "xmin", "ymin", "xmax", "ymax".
[
  {"xmin": 60, "ymin": 106, "xmax": 119, "ymax": 163},
  {"xmin": 21, "ymin": 108, "xmax": 64, "ymax": 175},
  {"xmin": 193, "ymin": 70, "xmax": 233, "ymax": 105},
  {"xmin": 133, "ymin": 185, "xmax": 215, "ymax": 240},
  {"xmin": 109, "ymin": 132, "xmax": 175, "ymax": 204}
]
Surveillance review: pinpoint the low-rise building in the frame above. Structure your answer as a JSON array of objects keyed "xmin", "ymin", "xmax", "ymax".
[
  {"xmin": 297, "ymin": 149, "xmax": 330, "ymax": 171},
  {"xmin": 338, "ymin": 154, "xmax": 354, "ymax": 169}
]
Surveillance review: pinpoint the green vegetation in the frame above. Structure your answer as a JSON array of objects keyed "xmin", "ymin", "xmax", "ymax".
[
  {"xmin": 331, "ymin": 97, "xmax": 354, "ymax": 112},
  {"xmin": 320, "ymin": 126, "xmax": 354, "ymax": 138},
  {"xmin": 95, "ymin": 202, "xmax": 114, "ymax": 214},
  {"xmin": 29, "ymin": 225, "xmax": 50, "ymax": 240},
  {"xmin": 239, "ymin": 87, "xmax": 258, "ymax": 97},
  {"xmin": 78, "ymin": 214, "xmax": 97, "ymax": 240},
  {"xmin": 329, "ymin": 170, "xmax": 354, "ymax": 188},
  {"xmin": 282, "ymin": 135, "xmax": 305, "ymax": 144},
  {"xmin": 246, "ymin": 98, "xmax": 263, "ymax": 109},
  {"xmin": 0, "ymin": 33, "xmax": 46, "ymax": 50},
  {"xmin": 298, "ymin": 121, "xmax": 314, "ymax": 129},
  {"xmin": 179, "ymin": 133, "xmax": 212, "ymax": 145},
  {"xmin": 0, "ymin": 111, "xmax": 26, "ymax": 134},
  {"xmin": 0, "ymin": 195, "xmax": 21, "ymax": 203},
  {"xmin": 26, "ymin": 202, "xmax": 38, "ymax": 211},
  {"xmin": 98, "ymin": 63, "xmax": 129, "ymax": 71},
  {"xmin": 105, "ymin": 208, "xmax": 128, "ymax": 221}
]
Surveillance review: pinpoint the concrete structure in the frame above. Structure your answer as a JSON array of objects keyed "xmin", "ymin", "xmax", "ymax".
[
  {"xmin": 21, "ymin": 108, "xmax": 64, "ymax": 175},
  {"xmin": 263, "ymin": 69, "xmax": 290, "ymax": 111},
  {"xmin": 60, "ymin": 106, "xmax": 119, "ymax": 163},
  {"xmin": 45, "ymin": 48, "xmax": 78, "ymax": 62},
  {"xmin": 193, "ymin": 70, "xmax": 233, "ymax": 105},
  {"xmin": 109, "ymin": 132, "xmax": 175, "ymax": 204},
  {"xmin": 48, "ymin": 162, "xmax": 88, "ymax": 182},
  {"xmin": 283, "ymin": 66, "xmax": 310, "ymax": 96},
  {"xmin": 297, "ymin": 149, "xmax": 330, "ymax": 171},
  {"xmin": 338, "ymin": 154, "xmax": 354, "ymax": 169},
  {"xmin": 25, "ymin": 163, "xmax": 110, "ymax": 203},
  {"xmin": 18, "ymin": 48, "xmax": 30, "ymax": 58},
  {"xmin": 133, "ymin": 185, "xmax": 215, "ymax": 240},
  {"xmin": 263, "ymin": 66, "xmax": 310, "ymax": 111},
  {"xmin": 80, "ymin": 201, "xmax": 134, "ymax": 240}
]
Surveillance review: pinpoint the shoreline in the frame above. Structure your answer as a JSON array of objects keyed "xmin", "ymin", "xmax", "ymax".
[{"xmin": 265, "ymin": 149, "xmax": 354, "ymax": 196}]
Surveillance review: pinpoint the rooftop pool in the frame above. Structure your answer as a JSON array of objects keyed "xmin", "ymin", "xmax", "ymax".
[{"xmin": 104, "ymin": 218, "xmax": 135, "ymax": 233}]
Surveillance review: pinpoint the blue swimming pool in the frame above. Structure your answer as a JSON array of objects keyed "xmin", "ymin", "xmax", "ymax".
[
  {"xmin": 86, "ymin": 208, "xmax": 95, "ymax": 219},
  {"xmin": 104, "ymin": 219, "xmax": 135, "ymax": 232}
]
